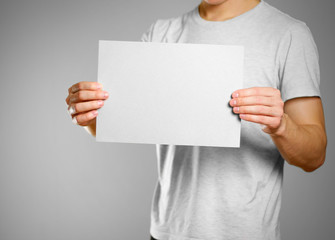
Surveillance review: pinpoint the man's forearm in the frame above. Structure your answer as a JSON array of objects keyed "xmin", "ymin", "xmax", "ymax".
[{"xmin": 270, "ymin": 113, "xmax": 327, "ymax": 172}]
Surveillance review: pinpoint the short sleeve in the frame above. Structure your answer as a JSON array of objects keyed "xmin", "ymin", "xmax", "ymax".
[
  {"xmin": 277, "ymin": 21, "xmax": 321, "ymax": 102},
  {"xmin": 140, "ymin": 21, "xmax": 156, "ymax": 42}
]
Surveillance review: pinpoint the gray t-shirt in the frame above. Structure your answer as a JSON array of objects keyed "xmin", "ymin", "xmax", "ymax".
[{"xmin": 140, "ymin": 0, "xmax": 320, "ymax": 239}]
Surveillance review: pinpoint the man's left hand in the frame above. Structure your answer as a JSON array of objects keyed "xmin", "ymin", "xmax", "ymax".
[{"xmin": 229, "ymin": 87, "xmax": 286, "ymax": 135}]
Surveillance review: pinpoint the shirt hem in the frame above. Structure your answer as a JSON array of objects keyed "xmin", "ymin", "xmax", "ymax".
[{"xmin": 150, "ymin": 227, "xmax": 203, "ymax": 240}]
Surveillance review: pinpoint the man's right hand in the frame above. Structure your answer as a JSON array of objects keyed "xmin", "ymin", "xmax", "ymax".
[{"xmin": 65, "ymin": 81, "xmax": 109, "ymax": 128}]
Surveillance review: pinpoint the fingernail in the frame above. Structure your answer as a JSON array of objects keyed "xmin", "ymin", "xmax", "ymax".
[
  {"xmin": 72, "ymin": 116, "xmax": 78, "ymax": 125},
  {"xmin": 231, "ymin": 100, "xmax": 236, "ymax": 106},
  {"xmin": 97, "ymin": 100, "xmax": 104, "ymax": 106},
  {"xmin": 104, "ymin": 92, "xmax": 109, "ymax": 98},
  {"xmin": 92, "ymin": 110, "xmax": 98, "ymax": 116},
  {"xmin": 232, "ymin": 92, "xmax": 239, "ymax": 98},
  {"xmin": 234, "ymin": 107, "xmax": 239, "ymax": 113}
]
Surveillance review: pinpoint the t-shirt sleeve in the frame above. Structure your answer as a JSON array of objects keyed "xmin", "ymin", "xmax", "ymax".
[
  {"xmin": 140, "ymin": 21, "xmax": 156, "ymax": 42},
  {"xmin": 277, "ymin": 21, "xmax": 321, "ymax": 102}
]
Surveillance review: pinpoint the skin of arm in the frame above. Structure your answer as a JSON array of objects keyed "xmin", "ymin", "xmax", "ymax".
[
  {"xmin": 270, "ymin": 96, "xmax": 327, "ymax": 172},
  {"xmin": 230, "ymin": 87, "xmax": 327, "ymax": 172}
]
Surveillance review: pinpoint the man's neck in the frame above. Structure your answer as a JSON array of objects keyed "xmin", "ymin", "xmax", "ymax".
[{"xmin": 198, "ymin": 0, "xmax": 261, "ymax": 22}]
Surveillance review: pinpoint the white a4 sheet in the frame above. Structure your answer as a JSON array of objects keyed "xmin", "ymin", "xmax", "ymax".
[{"xmin": 96, "ymin": 40, "xmax": 244, "ymax": 147}]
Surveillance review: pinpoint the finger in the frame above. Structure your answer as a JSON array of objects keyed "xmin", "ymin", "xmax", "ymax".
[
  {"xmin": 72, "ymin": 110, "xmax": 98, "ymax": 126},
  {"xmin": 232, "ymin": 87, "xmax": 280, "ymax": 98},
  {"xmin": 65, "ymin": 95, "xmax": 70, "ymax": 105},
  {"xmin": 233, "ymin": 105, "xmax": 283, "ymax": 117},
  {"xmin": 239, "ymin": 114, "xmax": 281, "ymax": 129},
  {"xmin": 68, "ymin": 81, "xmax": 103, "ymax": 94},
  {"xmin": 80, "ymin": 118, "xmax": 96, "ymax": 127},
  {"xmin": 229, "ymin": 96, "xmax": 275, "ymax": 107},
  {"xmin": 68, "ymin": 100, "xmax": 104, "ymax": 115},
  {"xmin": 69, "ymin": 90, "xmax": 109, "ymax": 104}
]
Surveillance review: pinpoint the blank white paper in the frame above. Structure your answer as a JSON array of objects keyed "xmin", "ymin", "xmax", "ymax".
[{"xmin": 96, "ymin": 40, "xmax": 244, "ymax": 147}]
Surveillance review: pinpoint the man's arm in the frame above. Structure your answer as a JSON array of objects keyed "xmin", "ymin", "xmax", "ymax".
[
  {"xmin": 268, "ymin": 97, "xmax": 326, "ymax": 172},
  {"xmin": 230, "ymin": 87, "xmax": 327, "ymax": 172}
]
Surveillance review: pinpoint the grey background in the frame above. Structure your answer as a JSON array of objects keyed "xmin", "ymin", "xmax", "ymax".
[{"xmin": 0, "ymin": 0, "xmax": 333, "ymax": 239}]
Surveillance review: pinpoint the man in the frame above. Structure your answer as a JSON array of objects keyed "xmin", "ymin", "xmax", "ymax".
[{"xmin": 66, "ymin": 0, "xmax": 327, "ymax": 239}]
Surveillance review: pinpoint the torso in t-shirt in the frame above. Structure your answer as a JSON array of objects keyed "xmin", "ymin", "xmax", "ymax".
[{"xmin": 140, "ymin": 0, "xmax": 320, "ymax": 239}]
